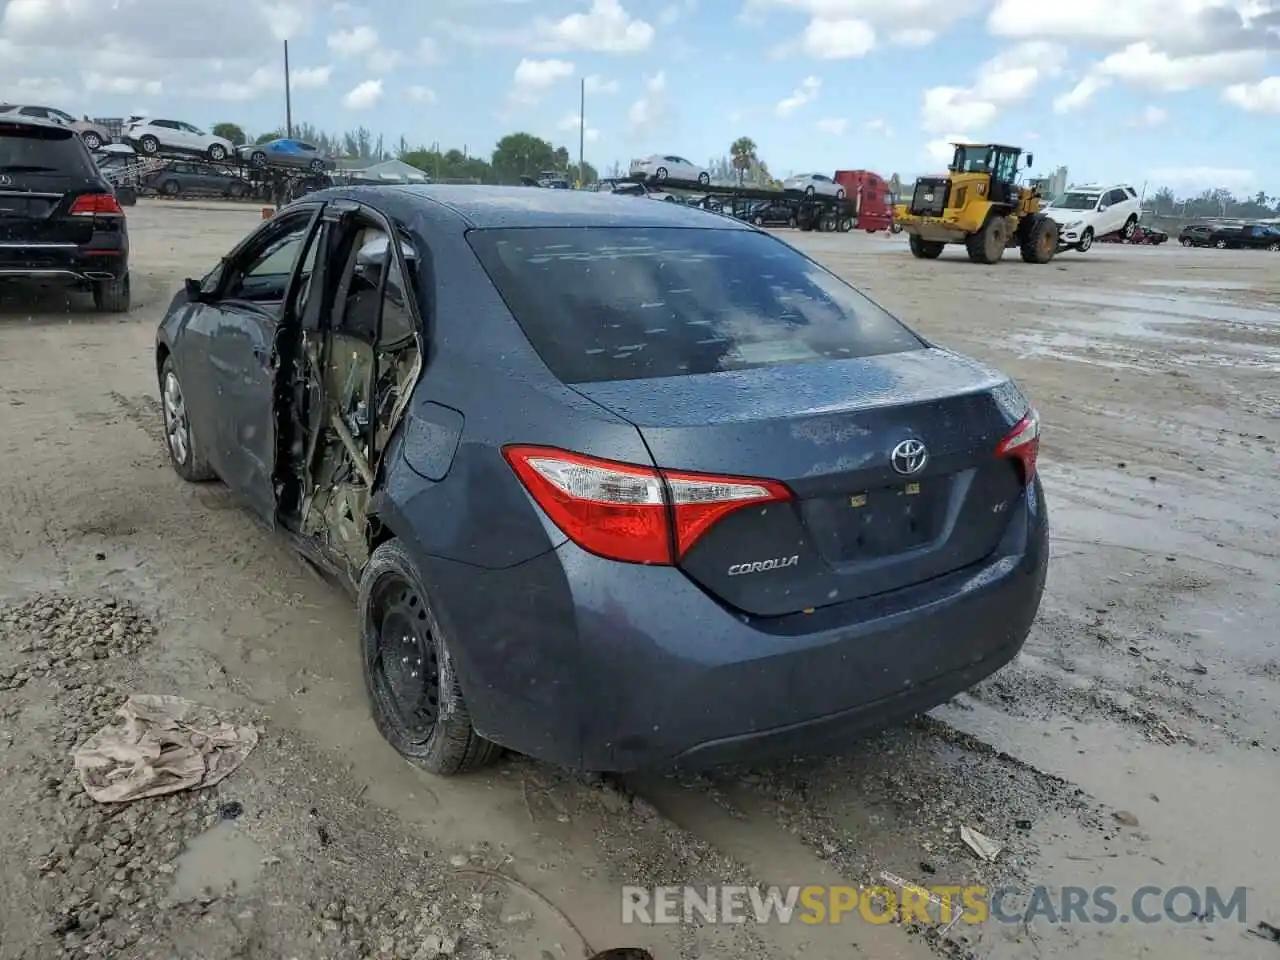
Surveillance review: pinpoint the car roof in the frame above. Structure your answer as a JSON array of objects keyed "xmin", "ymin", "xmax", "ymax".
[
  {"xmin": 0, "ymin": 114, "xmax": 69, "ymax": 132},
  {"xmin": 368, "ymin": 184, "xmax": 752, "ymax": 230}
]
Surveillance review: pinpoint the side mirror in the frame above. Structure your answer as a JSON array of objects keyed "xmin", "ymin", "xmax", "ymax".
[
  {"xmin": 184, "ymin": 277, "xmax": 211, "ymax": 302},
  {"xmin": 1025, "ymin": 152, "xmax": 1034, "ymax": 167}
]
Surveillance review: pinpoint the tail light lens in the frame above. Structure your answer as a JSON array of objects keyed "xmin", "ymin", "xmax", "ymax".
[
  {"xmin": 996, "ymin": 410, "xmax": 1040, "ymax": 482},
  {"xmin": 69, "ymin": 193, "xmax": 123, "ymax": 217},
  {"xmin": 502, "ymin": 445, "xmax": 792, "ymax": 565}
]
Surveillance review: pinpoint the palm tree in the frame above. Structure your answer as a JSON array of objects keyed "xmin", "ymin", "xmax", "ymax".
[{"xmin": 730, "ymin": 136, "xmax": 757, "ymax": 186}]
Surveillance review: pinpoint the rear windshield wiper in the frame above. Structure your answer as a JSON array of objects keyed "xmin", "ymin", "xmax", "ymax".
[{"xmin": 0, "ymin": 164, "xmax": 59, "ymax": 172}]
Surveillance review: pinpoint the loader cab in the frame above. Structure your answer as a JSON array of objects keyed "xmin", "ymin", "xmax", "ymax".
[{"xmin": 951, "ymin": 143, "xmax": 1027, "ymax": 206}]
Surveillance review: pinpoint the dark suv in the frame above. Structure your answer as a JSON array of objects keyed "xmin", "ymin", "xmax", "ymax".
[{"xmin": 0, "ymin": 115, "xmax": 130, "ymax": 312}]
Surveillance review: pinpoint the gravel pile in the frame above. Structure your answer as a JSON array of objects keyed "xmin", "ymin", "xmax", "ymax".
[{"xmin": 0, "ymin": 592, "xmax": 511, "ymax": 959}]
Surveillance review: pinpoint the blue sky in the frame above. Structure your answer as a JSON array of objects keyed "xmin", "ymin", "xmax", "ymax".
[{"xmin": 3, "ymin": 0, "xmax": 1279, "ymax": 195}]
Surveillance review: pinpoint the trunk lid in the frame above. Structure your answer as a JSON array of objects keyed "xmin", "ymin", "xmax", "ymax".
[{"xmin": 573, "ymin": 349, "xmax": 1029, "ymax": 617}]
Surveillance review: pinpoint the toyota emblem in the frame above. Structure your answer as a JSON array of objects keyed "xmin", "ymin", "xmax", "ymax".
[{"xmin": 890, "ymin": 438, "xmax": 928, "ymax": 475}]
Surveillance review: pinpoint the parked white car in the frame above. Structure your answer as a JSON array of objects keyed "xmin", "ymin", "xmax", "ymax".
[
  {"xmin": 782, "ymin": 173, "xmax": 845, "ymax": 199},
  {"xmin": 126, "ymin": 119, "xmax": 234, "ymax": 162},
  {"xmin": 1044, "ymin": 183, "xmax": 1142, "ymax": 251},
  {"xmin": 630, "ymin": 154, "xmax": 710, "ymax": 185}
]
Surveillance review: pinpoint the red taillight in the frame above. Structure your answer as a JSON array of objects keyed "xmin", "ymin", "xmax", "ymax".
[
  {"xmin": 996, "ymin": 410, "xmax": 1040, "ymax": 482},
  {"xmin": 502, "ymin": 445, "xmax": 792, "ymax": 565},
  {"xmin": 69, "ymin": 193, "xmax": 123, "ymax": 217}
]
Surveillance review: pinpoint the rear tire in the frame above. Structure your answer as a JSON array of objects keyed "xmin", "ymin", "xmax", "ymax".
[
  {"xmin": 160, "ymin": 179, "xmax": 180, "ymax": 196},
  {"xmin": 359, "ymin": 539, "xmax": 503, "ymax": 776},
  {"xmin": 909, "ymin": 234, "xmax": 944, "ymax": 259},
  {"xmin": 92, "ymin": 273, "xmax": 130, "ymax": 313},
  {"xmin": 966, "ymin": 214, "xmax": 1009, "ymax": 264},
  {"xmin": 1019, "ymin": 214, "xmax": 1058, "ymax": 263}
]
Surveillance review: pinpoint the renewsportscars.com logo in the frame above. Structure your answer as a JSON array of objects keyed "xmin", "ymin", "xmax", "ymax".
[{"xmin": 621, "ymin": 884, "xmax": 1251, "ymax": 927}]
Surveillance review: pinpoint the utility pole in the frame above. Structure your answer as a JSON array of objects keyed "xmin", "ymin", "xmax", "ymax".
[
  {"xmin": 283, "ymin": 40, "xmax": 294, "ymax": 139},
  {"xmin": 578, "ymin": 77, "xmax": 585, "ymax": 187}
]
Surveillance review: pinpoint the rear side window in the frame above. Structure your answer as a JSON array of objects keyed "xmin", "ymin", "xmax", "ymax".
[
  {"xmin": 466, "ymin": 226, "xmax": 923, "ymax": 384},
  {"xmin": 0, "ymin": 122, "xmax": 97, "ymax": 176}
]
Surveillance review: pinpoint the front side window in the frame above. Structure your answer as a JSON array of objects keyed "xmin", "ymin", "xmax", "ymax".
[
  {"xmin": 467, "ymin": 226, "xmax": 923, "ymax": 384},
  {"xmin": 223, "ymin": 213, "xmax": 318, "ymax": 301}
]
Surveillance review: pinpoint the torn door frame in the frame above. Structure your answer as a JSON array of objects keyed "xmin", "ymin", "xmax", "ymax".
[{"xmin": 272, "ymin": 197, "xmax": 426, "ymax": 587}]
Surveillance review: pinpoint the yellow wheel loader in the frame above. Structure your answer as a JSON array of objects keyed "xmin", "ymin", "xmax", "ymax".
[{"xmin": 892, "ymin": 143, "xmax": 1058, "ymax": 264}]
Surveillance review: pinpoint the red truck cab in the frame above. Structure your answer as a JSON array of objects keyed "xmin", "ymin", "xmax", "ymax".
[{"xmin": 834, "ymin": 169, "xmax": 893, "ymax": 232}]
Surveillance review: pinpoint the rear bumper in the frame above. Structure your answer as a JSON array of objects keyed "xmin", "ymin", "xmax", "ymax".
[
  {"xmin": 413, "ymin": 478, "xmax": 1050, "ymax": 772},
  {"xmin": 0, "ymin": 242, "xmax": 127, "ymax": 284}
]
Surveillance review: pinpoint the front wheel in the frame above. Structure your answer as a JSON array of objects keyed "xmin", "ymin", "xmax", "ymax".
[
  {"xmin": 1181, "ymin": 237, "xmax": 1193, "ymax": 246},
  {"xmin": 697, "ymin": 171, "xmax": 710, "ymax": 185},
  {"xmin": 1269, "ymin": 242, "xmax": 1280, "ymax": 252},
  {"xmin": 82, "ymin": 131, "xmax": 103, "ymax": 151},
  {"xmin": 208, "ymin": 144, "xmax": 228, "ymax": 161},
  {"xmin": 1076, "ymin": 227, "xmax": 1094, "ymax": 252},
  {"xmin": 310, "ymin": 158, "xmax": 325, "ymax": 172},
  {"xmin": 654, "ymin": 167, "xmax": 668, "ymax": 182},
  {"xmin": 159, "ymin": 355, "xmax": 216, "ymax": 481},
  {"xmin": 1215, "ymin": 239, "xmax": 1227, "ymax": 249},
  {"xmin": 1121, "ymin": 215, "xmax": 1138, "ymax": 239},
  {"xmin": 138, "ymin": 135, "xmax": 160, "ymax": 155},
  {"xmin": 909, "ymin": 234, "xmax": 944, "ymax": 259},
  {"xmin": 359, "ymin": 539, "xmax": 503, "ymax": 776},
  {"xmin": 250, "ymin": 151, "xmax": 268, "ymax": 167}
]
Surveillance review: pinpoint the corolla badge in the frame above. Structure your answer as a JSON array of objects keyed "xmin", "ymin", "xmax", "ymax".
[{"xmin": 890, "ymin": 438, "xmax": 928, "ymax": 475}]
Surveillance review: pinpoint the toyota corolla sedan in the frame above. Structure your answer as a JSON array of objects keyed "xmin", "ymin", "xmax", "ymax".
[{"xmin": 155, "ymin": 185, "xmax": 1048, "ymax": 776}]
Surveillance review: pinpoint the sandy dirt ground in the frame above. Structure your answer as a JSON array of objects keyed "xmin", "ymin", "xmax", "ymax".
[{"xmin": 0, "ymin": 200, "xmax": 1276, "ymax": 960}]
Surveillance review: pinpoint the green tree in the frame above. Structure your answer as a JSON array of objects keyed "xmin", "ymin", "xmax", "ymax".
[
  {"xmin": 212, "ymin": 122, "xmax": 247, "ymax": 146},
  {"xmin": 567, "ymin": 160, "xmax": 598, "ymax": 185},
  {"xmin": 490, "ymin": 132, "xmax": 559, "ymax": 183},
  {"xmin": 730, "ymin": 136, "xmax": 757, "ymax": 185}
]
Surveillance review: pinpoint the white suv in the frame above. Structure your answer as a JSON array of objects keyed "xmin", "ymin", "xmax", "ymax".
[
  {"xmin": 125, "ymin": 118, "xmax": 234, "ymax": 162},
  {"xmin": 1043, "ymin": 183, "xmax": 1142, "ymax": 251}
]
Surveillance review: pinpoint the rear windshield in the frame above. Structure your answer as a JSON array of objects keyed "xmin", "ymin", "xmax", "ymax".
[
  {"xmin": 0, "ymin": 122, "xmax": 97, "ymax": 176},
  {"xmin": 466, "ymin": 226, "xmax": 924, "ymax": 383}
]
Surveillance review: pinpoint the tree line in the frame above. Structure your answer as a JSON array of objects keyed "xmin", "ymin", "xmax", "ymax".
[{"xmin": 206, "ymin": 122, "xmax": 1280, "ymax": 214}]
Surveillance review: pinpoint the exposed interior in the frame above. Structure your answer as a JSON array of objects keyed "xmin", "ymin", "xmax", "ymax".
[{"xmin": 277, "ymin": 218, "xmax": 421, "ymax": 582}]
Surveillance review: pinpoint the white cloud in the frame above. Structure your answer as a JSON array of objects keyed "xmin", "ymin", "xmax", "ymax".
[
  {"xmin": 986, "ymin": 0, "xmax": 1277, "ymax": 57},
  {"xmin": 1224, "ymin": 76, "xmax": 1280, "ymax": 113},
  {"xmin": 924, "ymin": 135, "xmax": 968, "ymax": 167},
  {"xmin": 659, "ymin": 0, "xmax": 697, "ymax": 25},
  {"xmin": 328, "ymin": 24, "xmax": 378, "ymax": 57},
  {"xmin": 558, "ymin": 113, "xmax": 600, "ymax": 142},
  {"xmin": 293, "ymin": 65, "xmax": 333, "ymax": 88},
  {"xmin": 417, "ymin": 36, "xmax": 443, "ymax": 64},
  {"xmin": 436, "ymin": 0, "xmax": 655, "ymax": 53},
  {"xmin": 1053, "ymin": 74, "xmax": 1109, "ymax": 112},
  {"xmin": 890, "ymin": 28, "xmax": 935, "ymax": 45},
  {"xmin": 342, "ymin": 78, "xmax": 383, "ymax": 109},
  {"xmin": 865, "ymin": 117, "xmax": 893, "ymax": 135},
  {"xmin": 585, "ymin": 74, "xmax": 619, "ymax": 94},
  {"xmin": 83, "ymin": 73, "xmax": 163, "ymax": 96},
  {"xmin": 510, "ymin": 57, "xmax": 574, "ymax": 103},
  {"xmin": 748, "ymin": 0, "xmax": 985, "ymax": 50},
  {"xmin": 775, "ymin": 75, "xmax": 821, "ymax": 116},
  {"xmin": 1147, "ymin": 166, "xmax": 1255, "ymax": 191},
  {"xmin": 628, "ymin": 71, "xmax": 670, "ymax": 130},
  {"xmin": 1132, "ymin": 104, "xmax": 1168, "ymax": 126},
  {"xmin": 1095, "ymin": 42, "xmax": 1266, "ymax": 91},
  {"xmin": 800, "ymin": 18, "xmax": 876, "ymax": 58},
  {"xmin": 3, "ymin": 75, "xmax": 73, "ymax": 101},
  {"xmin": 539, "ymin": 0, "xmax": 654, "ymax": 51},
  {"xmin": 921, "ymin": 41, "xmax": 1067, "ymax": 134},
  {"xmin": 407, "ymin": 85, "xmax": 437, "ymax": 103},
  {"xmin": 816, "ymin": 117, "xmax": 849, "ymax": 134}
]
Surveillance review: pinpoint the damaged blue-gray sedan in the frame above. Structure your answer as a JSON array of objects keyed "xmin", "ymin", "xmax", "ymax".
[{"xmin": 154, "ymin": 185, "xmax": 1049, "ymax": 775}]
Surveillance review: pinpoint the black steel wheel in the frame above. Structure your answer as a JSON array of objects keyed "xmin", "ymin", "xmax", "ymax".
[{"xmin": 359, "ymin": 539, "xmax": 502, "ymax": 775}]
